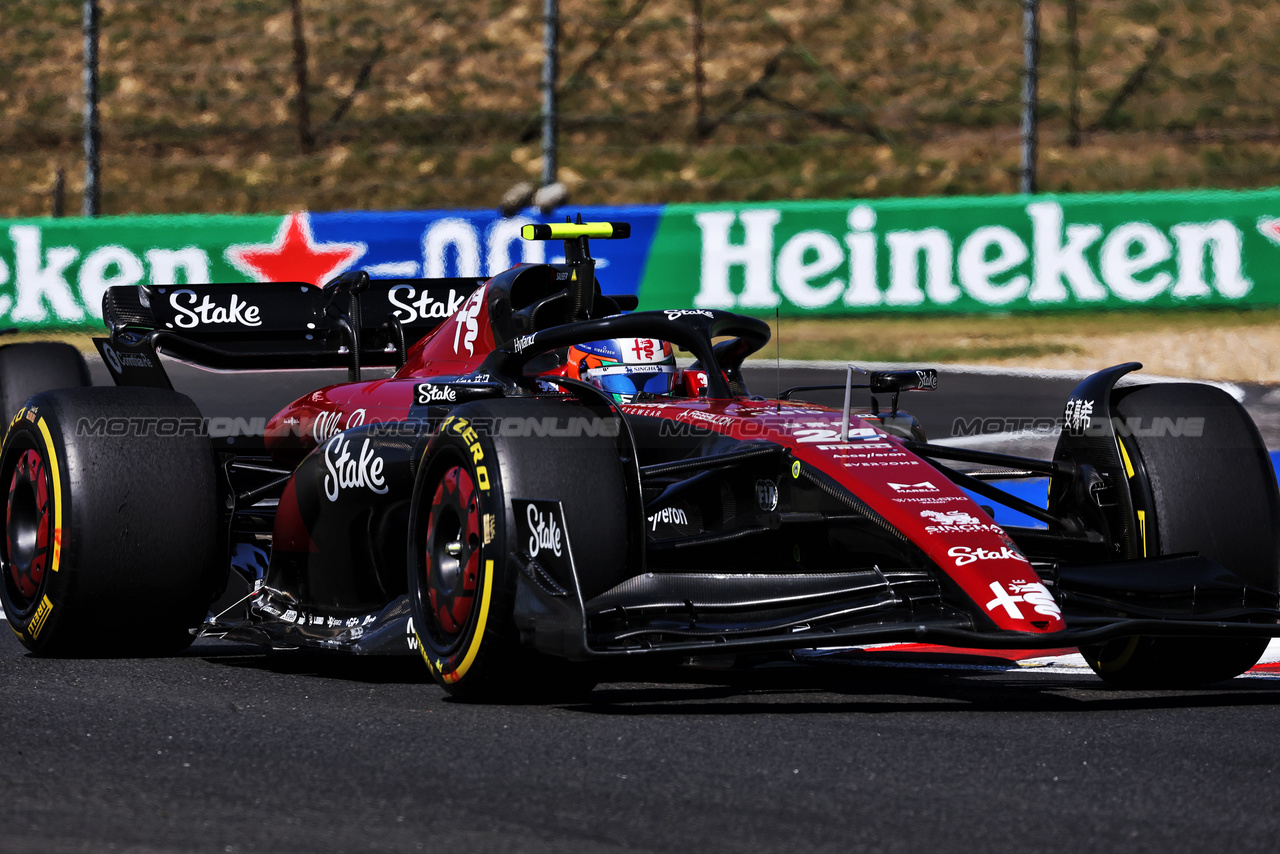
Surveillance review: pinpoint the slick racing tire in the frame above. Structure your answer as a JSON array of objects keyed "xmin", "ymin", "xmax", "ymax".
[
  {"xmin": 408, "ymin": 398, "xmax": 630, "ymax": 702},
  {"xmin": 0, "ymin": 342, "xmax": 92, "ymax": 422},
  {"xmin": 0, "ymin": 387, "xmax": 223, "ymax": 655},
  {"xmin": 1082, "ymin": 383, "xmax": 1280, "ymax": 688}
]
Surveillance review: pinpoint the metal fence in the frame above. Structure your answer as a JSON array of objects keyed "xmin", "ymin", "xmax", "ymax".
[{"xmin": 2, "ymin": 0, "xmax": 1277, "ymax": 217}]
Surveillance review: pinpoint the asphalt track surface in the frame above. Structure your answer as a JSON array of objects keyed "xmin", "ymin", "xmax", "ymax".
[{"xmin": 3, "ymin": 359, "xmax": 1280, "ymax": 853}]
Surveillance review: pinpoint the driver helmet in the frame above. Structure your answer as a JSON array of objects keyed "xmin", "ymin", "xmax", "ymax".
[{"xmin": 566, "ymin": 338, "xmax": 677, "ymax": 403}]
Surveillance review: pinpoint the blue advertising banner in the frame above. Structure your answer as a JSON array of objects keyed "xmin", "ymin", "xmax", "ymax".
[{"xmin": 3, "ymin": 190, "xmax": 1280, "ymax": 331}]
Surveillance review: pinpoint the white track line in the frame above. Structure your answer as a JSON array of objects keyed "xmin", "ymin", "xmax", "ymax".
[
  {"xmin": 800, "ymin": 638, "xmax": 1280, "ymax": 677},
  {"xmin": 1255, "ymin": 637, "xmax": 1280, "ymax": 664}
]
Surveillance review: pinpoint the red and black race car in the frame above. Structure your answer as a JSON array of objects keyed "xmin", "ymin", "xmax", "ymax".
[{"xmin": 3, "ymin": 222, "xmax": 1278, "ymax": 700}]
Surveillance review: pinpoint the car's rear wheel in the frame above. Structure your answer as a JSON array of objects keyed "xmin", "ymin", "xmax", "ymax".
[
  {"xmin": 0, "ymin": 342, "xmax": 92, "ymax": 422},
  {"xmin": 1081, "ymin": 383, "xmax": 1280, "ymax": 687},
  {"xmin": 0, "ymin": 387, "xmax": 223, "ymax": 655},
  {"xmin": 408, "ymin": 398, "xmax": 630, "ymax": 702}
]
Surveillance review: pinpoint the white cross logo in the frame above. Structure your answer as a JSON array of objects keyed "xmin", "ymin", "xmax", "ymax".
[{"xmin": 984, "ymin": 581, "xmax": 1025, "ymax": 620}]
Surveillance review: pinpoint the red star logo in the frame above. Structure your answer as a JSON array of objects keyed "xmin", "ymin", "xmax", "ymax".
[
  {"xmin": 226, "ymin": 212, "xmax": 365, "ymax": 286},
  {"xmin": 1259, "ymin": 217, "xmax": 1280, "ymax": 248}
]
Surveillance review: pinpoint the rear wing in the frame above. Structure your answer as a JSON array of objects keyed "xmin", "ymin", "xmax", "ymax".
[{"xmin": 95, "ymin": 273, "xmax": 485, "ymax": 386}]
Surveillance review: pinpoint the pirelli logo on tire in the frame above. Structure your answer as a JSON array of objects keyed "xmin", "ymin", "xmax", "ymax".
[
  {"xmin": 441, "ymin": 416, "xmax": 490, "ymax": 492},
  {"xmin": 5, "ymin": 407, "xmax": 25, "ymax": 446},
  {"xmin": 29, "ymin": 595, "xmax": 53, "ymax": 640}
]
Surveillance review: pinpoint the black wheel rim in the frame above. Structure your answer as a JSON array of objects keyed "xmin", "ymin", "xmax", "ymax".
[
  {"xmin": 419, "ymin": 463, "xmax": 483, "ymax": 655},
  {"xmin": 4, "ymin": 445, "xmax": 54, "ymax": 613}
]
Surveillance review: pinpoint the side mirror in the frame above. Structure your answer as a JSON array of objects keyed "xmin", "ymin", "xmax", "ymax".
[{"xmin": 869, "ymin": 369, "xmax": 938, "ymax": 394}]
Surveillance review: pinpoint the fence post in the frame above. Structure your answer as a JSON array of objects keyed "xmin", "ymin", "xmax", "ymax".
[
  {"xmin": 693, "ymin": 0, "xmax": 707, "ymax": 142},
  {"xmin": 541, "ymin": 0, "xmax": 559, "ymax": 188},
  {"xmin": 53, "ymin": 168, "xmax": 66, "ymax": 218},
  {"xmin": 1019, "ymin": 0, "xmax": 1039, "ymax": 194},
  {"xmin": 1066, "ymin": 0, "xmax": 1081, "ymax": 147},
  {"xmin": 82, "ymin": 0, "xmax": 101, "ymax": 216},
  {"xmin": 291, "ymin": 0, "xmax": 315, "ymax": 153}
]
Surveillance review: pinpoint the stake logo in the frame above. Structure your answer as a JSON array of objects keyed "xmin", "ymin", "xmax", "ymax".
[
  {"xmin": 415, "ymin": 384, "xmax": 458, "ymax": 405},
  {"xmin": 525, "ymin": 503, "xmax": 563, "ymax": 558},
  {"xmin": 169, "ymin": 289, "xmax": 262, "ymax": 327},
  {"xmin": 387, "ymin": 286, "xmax": 469, "ymax": 323},
  {"xmin": 947, "ymin": 545, "xmax": 1027, "ymax": 567},
  {"xmin": 323, "ymin": 435, "xmax": 388, "ymax": 501}
]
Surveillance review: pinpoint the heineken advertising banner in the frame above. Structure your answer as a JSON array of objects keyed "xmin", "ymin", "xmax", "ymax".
[
  {"xmin": 641, "ymin": 189, "xmax": 1280, "ymax": 315},
  {"xmin": 2, "ymin": 190, "xmax": 1279, "ymax": 331}
]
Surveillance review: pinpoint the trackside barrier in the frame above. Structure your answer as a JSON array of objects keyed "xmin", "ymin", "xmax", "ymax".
[
  {"xmin": 3, "ymin": 189, "xmax": 1280, "ymax": 331},
  {"xmin": 980, "ymin": 450, "xmax": 1280, "ymax": 530}
]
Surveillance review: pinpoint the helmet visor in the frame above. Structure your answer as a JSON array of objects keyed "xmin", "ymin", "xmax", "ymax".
[{"xmin": 584, "ymin": 363, "xmax": 677, "ymax": 398}]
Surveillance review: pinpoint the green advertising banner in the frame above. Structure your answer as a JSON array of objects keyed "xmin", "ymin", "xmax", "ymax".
[
  {"xmin": 0, "ymin": 213, "xmax": 282, "ymax": 331},
  {"xmin": 4, "ymin": 189, "xmax": 1280, "ymax": 332},
  {"xmin": 0, "ymin": 208, "xmax": 656, "ymax": 332},
  {"xmin": 638, "ymin": 189, "xmax": 1280, "ymax": 316}
]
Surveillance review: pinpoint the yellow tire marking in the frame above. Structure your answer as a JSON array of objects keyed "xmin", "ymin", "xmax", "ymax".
[
  {"xmin": 29, "ymin": 595, "xmax": 53, "ymax": 639},
  {"xmin": 35, "ymin": 419, "xmax": 62, "ymax": 574},
  {"xmin": 4, "ymin": 407, "xmax": 24, "ymax": 447},
  {"xmin": 1118, "ymin": 439, "xmax": 1149, "ymax": 557},
  {"xmin": 1096, "ymin": 636, "xmax": 1142, "ymax": 673},
  {"xmin": 415, "ymin": 629, "xmax": 432, "ymax": 668},
  {"xmin": 1118, "ymin": 438, "xmax": 1135, "ymax": 479},
  {"xmin": 443, "ymin": 559, "xmax": 494, "ymax": 684}
]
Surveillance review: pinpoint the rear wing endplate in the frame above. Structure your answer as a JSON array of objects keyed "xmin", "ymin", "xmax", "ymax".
[{"xmin": 96, "ymin": 273, "xmax": 485, "ymax": 385}]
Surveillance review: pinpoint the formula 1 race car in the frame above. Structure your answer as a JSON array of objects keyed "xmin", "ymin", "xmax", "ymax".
[{"xmin": 3, "ymin": 222, "xmax": 1279, "ymax": 700}]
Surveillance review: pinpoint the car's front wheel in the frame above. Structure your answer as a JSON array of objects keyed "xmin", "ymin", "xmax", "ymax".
[
  {"xmin": 1081, "ymin": 383, "xmax": 1280, "ymax": 687},
  {"xmin": 408, "ymin": 399, "xmax": 629, "ymax": 702}
]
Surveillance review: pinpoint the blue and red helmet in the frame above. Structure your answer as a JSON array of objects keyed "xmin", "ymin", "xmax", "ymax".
[{"xmin": 566, "ymin": 338, "xmax": 677, "ymax": 403}]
